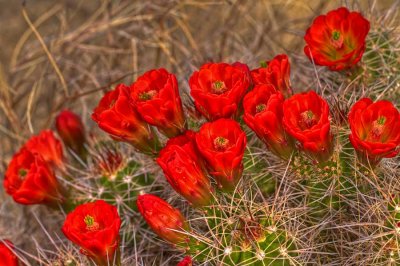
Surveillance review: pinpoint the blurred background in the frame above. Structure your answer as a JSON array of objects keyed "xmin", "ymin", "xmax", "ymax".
[{"xmin": 1, "ymin": 1, "xmax": 397, "ymax": 65}]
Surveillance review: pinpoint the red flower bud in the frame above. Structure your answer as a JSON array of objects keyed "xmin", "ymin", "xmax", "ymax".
[
  {"xmin": 92, "ymin": 84, "xmax": 160, "ymax": 155},
  {"xmin": 283, "ymin": 91, "xmax": 333, "ymax": 162},
  {"xmin": 55, "ymin": 110, "xmax": 86, "ymax": 155},
  {"xmin": 304, "ymin": 7, "xmax": 370, "ymax": 71},
  {"xmin": 189, "ymin": 62, "xmax": 250, "ymax": 121},
  {"xmin": 177, "ymin": 256, "xmax": 193, "ymax": 266},
  {"xmin": 243, "ymin": 84, "xmax": 294, "ymax": 159},
  {"xmin": 25, "ymin": 130, "xmax": 64, "ymax": 169},
  {"xmin": 157, "ymin": 131, "xmax": 213, "ymax": 207},
  {"xmin": 95, "ymin": 145, "xmax": 124, "ymax": 177},
  {"xmin": 0, "ymin": 240, "xmax": 19, "ymax": 266},
  {"xmin": 62, "ymin": 200, "xmax": 121, "ymax": 266},
  {"xmin": 348, "ymin": 98, "xmax": 400, "ymax": 165},
  {"xmin": 195, "ymin": 119, "xmax": 247, "ymax": 191},
  {"xmin": 4, "ymin": 148, "xmax": 64, "ymax": 205},
  {"xmin": 137, "ymin": 194, "xmax": 190, "ymax": 244},
  {"xmin": 130, "ymin": 69, "xmax": 186, "ymax": 138},
  {"xmin": 251, "ymin": 54, "xmax": 292, "ymax": 98}
]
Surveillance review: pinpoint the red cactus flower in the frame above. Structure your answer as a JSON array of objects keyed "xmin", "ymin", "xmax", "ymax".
[
  {"xmin": 177, "ymin": 256, "xmax": 193, "ymax": 266},
  {"xmin": 3, "ymin": 148, "xmax": 64, "ymax": 205},
  {"xmin": 0, "ymin": 240, "xmax": 19, "ymax": 266},
  {"xmin": 283, "ymin": 91, "xmax": 333, "ymax": 162},
  {"xmin": 243, "ymin": 84, "xmax": 294, "ymax": 159},
  {"xmin": 195, "ymin": 119, "xmax": 247, "ymax": 191},
  {"xmin": 137, "ymin": 194, "xmax": 190, "ymax": 244},
  {"xmin": 130, "ymin": 69, "xmax": 186, "ymax": 138},
  {"xmin": 304, "ymin": 7, "xmax": 370, "ymax": 71},
  {"xmin": 251, "ymin": 54, "xmax": 292, "ymax": 98},
  {"xmin": 232, "ymin": 61, "xmax": 252, "ymax": 85},
  {"xmin": 25, "ymin": 130, "xmax": 64, "ymax": 169},
  {"xmin": 189, "ymin": 62, "xmax": 250, "ymax": 121},
  {"xmin": 157, "ymin": 130, "xmax": 213, "ymax": 207},
  {"xmin": 348, "ymin": 98, "xmax": 400, "ymax": 165},
  {"xmin": 55, "ymin": 109, "xmax": 86, "ymax": 155},
  {"xmin": 92, "ymin": 84, "xmax": 160, "ymax": 155},
  {"xmin": 62, "ymin": 200, "xmax": 121, "ymax": 266}
]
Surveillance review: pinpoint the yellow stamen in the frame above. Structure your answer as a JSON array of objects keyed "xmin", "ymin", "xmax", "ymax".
[
  {"xmin": 256, "ymin": 104, "xmax": 266, "ymax": 113},
  {"xmin": 139, "ymin": 90, "xmax": 157, "ymax": 101},
  {"xmin": 214, "ymin": 137, "xmax": 230, "ymax": 151},
  {"xmin": 18, "ymin": 168, "xmax": 27, "ymax": 177},
  {"xmin": 300, "ymin": 110, "xmax": 317, "ymax": 128},
  {"xmin": 84, "ymin": 215, "xmax": 99, "ymax": 231},
  {"xmin": 330, "ymin": 30, "xmax": 344, "ymax": 49},
  {"xmin": 371, "ymin": 116, "xmax": 386, "ymax": 139},
  {"xmin": 332, "ymin": 31, "xmax": 340, "ymax": 41},
  {"xmin": 211, "ymin": 81, "xmax": 228, "ymax": 94}
]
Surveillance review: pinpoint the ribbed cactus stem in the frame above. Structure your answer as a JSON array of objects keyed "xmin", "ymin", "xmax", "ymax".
[
  {"xmin": 243, "ymin": 149, "xmax": 277, "ymax": 196},
  {"xmin": 292, "ymin": 132, "xmax": 358, "ymax": 221},
  {"xmin": 189, "ymin": 202, "xmax": 296, "ymax": 265}
]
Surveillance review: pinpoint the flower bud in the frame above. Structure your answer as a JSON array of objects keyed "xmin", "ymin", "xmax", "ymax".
[
  {"xmin": 157, "ymin": 131, "xmax": 213, "ymax": 207},
  {"xmin": 55, "ymin": 110, "xmax": 86, "ymax": 155},
  {"xmin": 95, "ymin": 144, "xmax": 124, "ymax": 178},
  {"xmin": 137, "ymin": 194, "xmax": 190, "ymax": 244},
  {"xmin": 177, "ymin": 256, "xmax": 193, "ymax": 266}
]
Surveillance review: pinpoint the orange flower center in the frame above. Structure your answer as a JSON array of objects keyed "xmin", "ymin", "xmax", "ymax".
[
  {"xmin": 371, "ymin": 116, "xmax": 386, "ymax": 139},
  {"xmin": 214, "ymin": 136, "xmax": 230, "ymax": 151},
  {"xmin": 139, "ymin": 90, "xmax": 158, "ymax": 101},
  {"xmin": 84, "ymin": 215, "xmax": 100, "ymax": 231},
  {"xmin": 256, "ymin": 104, "xmax": 267, "ymax": 113},
  {"xmin": 212, "ymin": 81, "xmax": 228, "ymax": 95},
  {"xmin": 331, "ymin": 30, "xmax": 344, "ymax": 49},
  {"xmin": 300, "ymin": 110, "xmax": 317, "ymax": 129}
]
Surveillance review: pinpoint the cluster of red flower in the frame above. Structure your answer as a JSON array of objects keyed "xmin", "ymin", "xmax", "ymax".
[
  {"xmin": 1, "ymin": 7, "xmax": 399, "ymax": 266},
  {"xmin": 3, "ymin": 109, "xmax": 88, "ymax": 207},
  {"xmin": 3, "ymin": 130, "xmax": 64, "ymax": 206}
]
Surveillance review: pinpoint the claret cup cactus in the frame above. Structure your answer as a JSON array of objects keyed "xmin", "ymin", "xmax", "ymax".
[{"xmin": 1, "ymin": 2, "xmax": 399, "ymax": 266}]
